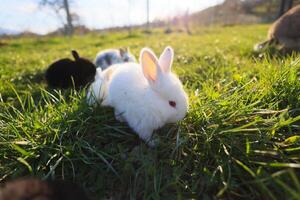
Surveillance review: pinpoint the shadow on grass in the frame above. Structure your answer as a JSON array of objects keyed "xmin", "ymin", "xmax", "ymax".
[
  {"xmin": 120, "ymin": 33, "xmax": 142, "ymax": 40},
  {"xmin": 247, "ymin": 45, "xmax": 300, "ymax": 60},
  {"xmin": 11, "ymin": 70, "xmax": 46, "ymax": 85},
  {"xmin": 0, "ymin": 41, "xmax": 9, "ymax": 47},
  {"xmin": 0, "ymin": 87, "xmax": 139, "ymax": 198},
  {"xmin": 0, "ymin": 70, "xmax": 46, "ymax": 103}
]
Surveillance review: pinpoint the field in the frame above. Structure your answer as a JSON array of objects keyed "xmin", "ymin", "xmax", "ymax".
[{"xmin": 0, "ymin": 25, "xmax": 300, "ymax": 199}]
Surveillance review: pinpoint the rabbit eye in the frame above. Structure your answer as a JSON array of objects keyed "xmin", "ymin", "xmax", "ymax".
[{"xmin": 169, "ymin": 101, "xmax": 176, "ymax": 108}]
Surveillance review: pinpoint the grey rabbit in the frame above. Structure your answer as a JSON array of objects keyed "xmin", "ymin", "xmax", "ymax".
[{"xmin": 94, "ymin": 48, "xmax": 136, "ymax": 70}]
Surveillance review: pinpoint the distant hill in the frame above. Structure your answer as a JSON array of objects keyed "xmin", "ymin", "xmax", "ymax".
[
  {"xmin": 190, "ymin": 0, "xmax": 260, "ymax": 26},
  {"xmin": 0, "ymin": 27, "xmax": 20, "ymax": 35},
  {"xmin": 190, "ymin": 0, "xmax": 300, "ymax": 26},
  {"xmin": 153, "ymin": 0, "xmax": 300, "ymax": 31},
  {"xmin": 47, "ymin": 25, "xmax": 91, "ymax": 36}
]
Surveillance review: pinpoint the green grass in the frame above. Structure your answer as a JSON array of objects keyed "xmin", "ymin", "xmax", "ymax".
[{"xmin": 0, "ymin": 24, "xmax": 300, "ymax": 199}]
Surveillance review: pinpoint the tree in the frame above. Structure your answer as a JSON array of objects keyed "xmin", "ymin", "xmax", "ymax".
[
  {"xmin": 40, "ymin": 0, "xmax": 74, "ymax": 35},
  {"xmin": 278, "ymin": 0, "xmax": 294, "ymax": 17},
  {"xmin": 287, "ymin": 0, "xmax": 294, "ymax": 10},
  {"xmin": 127, "ymin": 0, "xmax": 132, "ymax": 36},
  {"xmin": 183, "ymin": 9, "xmax": 191, "ymax": 35},
  {"xmin": 146, "ymin": 0, "xmax": 150, "ymax": 31}
]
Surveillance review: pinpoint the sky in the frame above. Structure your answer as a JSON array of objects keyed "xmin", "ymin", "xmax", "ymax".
[{"xmin": 0, "ymin": 0, "xmax": 224, "ymax": 35}]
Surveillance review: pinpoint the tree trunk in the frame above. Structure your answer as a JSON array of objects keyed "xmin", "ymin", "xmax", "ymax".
[
  {"xmin": 278, "ymin": 0, "xmax": 294, "ymax": 18},
  {"xmin": 127, "ymin": 0, "xmax": 132, "ymax": 36},
  {"xmin": 184, "ymin": 9, "xmax": 191, "ymax": 35},
  {"xmin": 287, "ymin": 0, "xmax": 294, "ymax": 10},
  {"xmin": 146, "ymin": 0, "xmax": 150, "ymax": 31},
  {"xmin": 278, "ymin": 0, "xmax": 286, "ymax": 18},
  {"xmin": 63, "ymin": 0, "xmax": 73, "ymax": 35}
]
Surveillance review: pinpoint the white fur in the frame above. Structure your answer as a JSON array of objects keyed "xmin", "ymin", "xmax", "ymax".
[
  {"xmin": 87, "ymin": 67, "xmax": 113, "ymax": 106},
  {"xmin": 87, "ymin": 69, "xmax": 103, "ymax": 106},
  {"xmin": 89, "ymin": 47, "xmax": 188, "ymax": 146},
  {"xmin": 94, "ymin": 48, "xmax": 136, "ymax": 70}
]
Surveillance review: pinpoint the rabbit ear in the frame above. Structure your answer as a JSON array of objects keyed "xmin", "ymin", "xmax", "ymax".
[
  {"xmin": 119, "ymin": 48, "xmax": 125, "ymax": 56},
  {"xmin": 71, "ymin": 50, "xmax": 80, "ymax": 61},
  {"xmin": 140, "ymin": 48, "xmax": 160, "ymax": 83},
  {"xmin": 158, "ymin": 46, "xmax": 174, "ymax": 73}
]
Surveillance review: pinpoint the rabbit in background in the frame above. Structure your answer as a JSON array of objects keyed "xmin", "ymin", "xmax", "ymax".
[
  {"xmin": 94, "ymin": 48, "xmax": 136, "ymax": 70},
  {"xmin": 45, "ymin": 50, "xmax": 96, "ymax": 89},
  {"xmin": 0, "ymin": 178, "xmax": 89, "ymax": 200},
  {"xmin": 87, "ymin": 47, "xmax": 189, "ymax": 146},
  {"xmin": 254, "ymin": 4, "xmax": 300, "ymax": 53}
]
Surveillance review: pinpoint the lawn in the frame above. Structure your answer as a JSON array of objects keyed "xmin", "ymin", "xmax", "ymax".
[{"xmin": 0, "ymin": 24, "xmax": 300, "ymax": 199}]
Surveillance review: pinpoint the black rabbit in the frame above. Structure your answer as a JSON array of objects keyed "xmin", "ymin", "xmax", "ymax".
[
  {"xmin": 0, "ymin": 178, "xmax": 90, "ymax": 200},
  {"xmin": 45, "ymin": 50, "xmax": 96, "ymax": 89}
]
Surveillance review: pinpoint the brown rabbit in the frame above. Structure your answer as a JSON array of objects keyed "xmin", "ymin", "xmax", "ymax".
[
  {"xmin": 254, "ymin": 5, "xmax": 300, "ymax": 52},
  {"xmin": 0, "ymin": 178, "xmax": 90, "ymax": 200}
]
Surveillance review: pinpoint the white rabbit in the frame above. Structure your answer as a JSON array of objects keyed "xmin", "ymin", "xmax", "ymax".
[
  {"xmin": 94, "ymin": 48, "xmax": 136, "ymax": 70},
  {"xmin": 89, "ymin": 46, "xmax": 188, "ymax": 146},
  {"xmin": 87, "ymin": 67, "xmax": 112, "ymax": 106}
]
